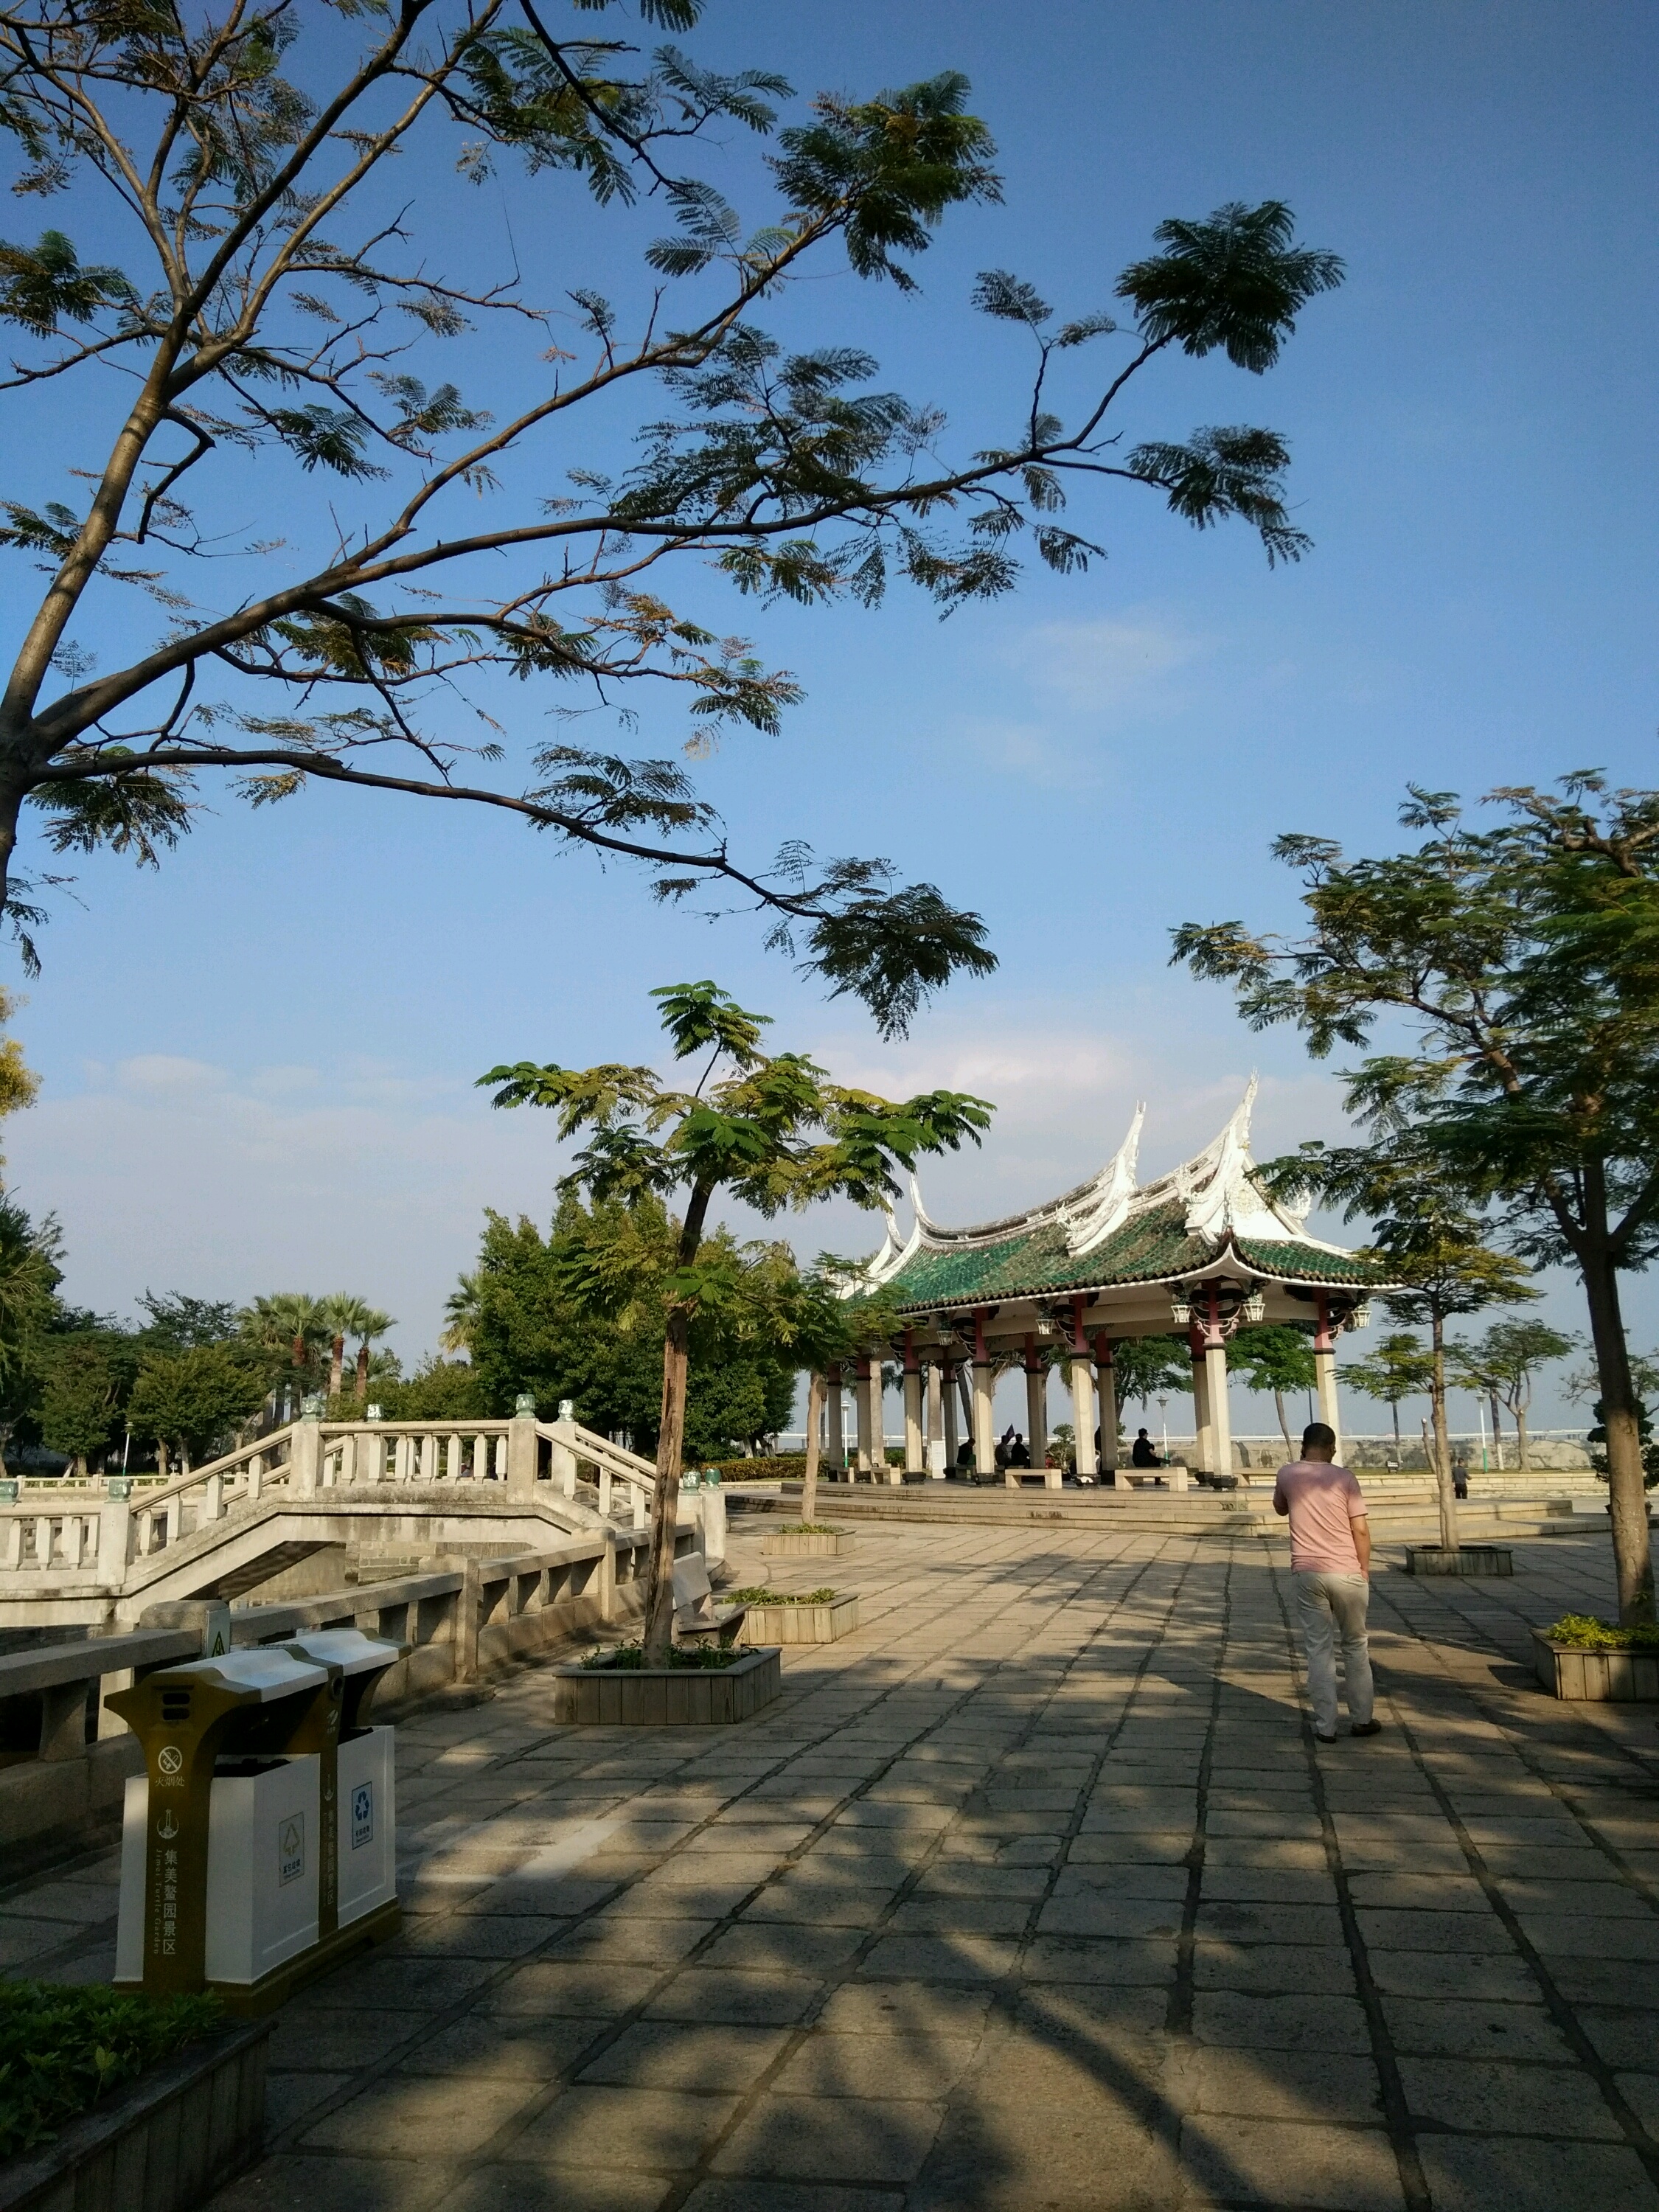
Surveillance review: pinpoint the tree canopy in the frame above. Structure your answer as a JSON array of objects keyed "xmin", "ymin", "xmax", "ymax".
[
  {"xmin": 1175, "ymin": 773, "xmax": 1659, "ymax": 1614},
  {"xmin": 448, "ymin": 1189, "xmax": 796, "ymax": 1456},
  {"xmin": 0, "ymin": 2, "xmax": 1340, "ymax": 1025},
  {"xmin": 484, "ymin": 975, "xmax": 992, "ymax": 1655}
]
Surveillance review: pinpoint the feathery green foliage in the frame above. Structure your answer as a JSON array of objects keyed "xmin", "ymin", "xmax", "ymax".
[{"xmin": 0, "ymin": 4, "xmax": 1338, "ymax": 1023}]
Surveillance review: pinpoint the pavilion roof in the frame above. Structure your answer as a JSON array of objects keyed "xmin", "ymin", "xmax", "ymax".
[{"xmin": 859, "ymin": 1080, "xmax": 1385, "ymax": 1314}]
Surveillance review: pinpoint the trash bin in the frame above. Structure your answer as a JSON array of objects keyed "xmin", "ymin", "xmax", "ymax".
[
  {"xmin": 283, "ymin": 1628, "xmax": 406, "ymax": 1938},
  {"xmin": 110, "ymin": 1648, "xmax": 333, "ymax": 2001}
]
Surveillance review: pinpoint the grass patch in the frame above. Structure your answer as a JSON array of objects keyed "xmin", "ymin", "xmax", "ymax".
[
  {"xmin": 1543, "ymin": 1613, "xmax": 1659, "ymax": 1651},
  {"xmin": 580, "ymin": 1643, "xmax": 745, "ymax": 1671},
  {"xmin": 776, "ymin": 1523, "xmax": 838, "ymax": 1535},
  {"xmin": 728, "ymin": 1587, "xmax": 837, "ymax": 1605},
  {"xmin": 0, "ymin": 1981, "xmax": 222, "ymax": 2157}
]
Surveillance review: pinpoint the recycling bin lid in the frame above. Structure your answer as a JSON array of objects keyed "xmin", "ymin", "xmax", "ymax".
[
  {"xmin": 284, "ymin": 1627, "xmax": 406, "ymax": 1676},
  {"xmin": 150, "ymin": 1648, "xmax": 330, "ymax": 1700}
]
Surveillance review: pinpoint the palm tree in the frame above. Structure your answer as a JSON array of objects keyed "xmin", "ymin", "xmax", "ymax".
[
  {"xmin": 440, "ymin": 1273, "xmax": 479, "ymax": 1357},
  {"xmin": 239, "ymin": 1292, "xmax": 325, "ymax": 1373},
  {"xmin": 316, "ymin": 1293, "xmax": 379, "ymax": 1400},
  {"xmin": 348, "ymin": 1305, "xmax": 395, "ymax": 1399}
]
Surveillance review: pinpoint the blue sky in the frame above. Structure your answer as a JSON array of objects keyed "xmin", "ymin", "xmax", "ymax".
[{"xmin": 2, "ymin": 0, "xmax": 1655, "ymax": 1436}]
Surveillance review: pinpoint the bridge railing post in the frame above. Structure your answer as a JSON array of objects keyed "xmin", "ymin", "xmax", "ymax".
[
  {"xmin": 507, "ymin": 1397, "xmax": 538, "ymax": 1499},
  {"xmin": 97, "ymin": 1481, "xmax": 131, "ymax": 1582},
  {"xmin": 292, "ymin": 1399, "xmax": 323, "ymax": 1496},
  {"xmin": 546, "ymin": 1419, "xmax": 579, "ymax": 1500}
]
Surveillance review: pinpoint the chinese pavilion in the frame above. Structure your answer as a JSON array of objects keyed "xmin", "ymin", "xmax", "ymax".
[{"xmin": 827, "ymin": 1081, "xmax": 1390, "ymax": 1487}]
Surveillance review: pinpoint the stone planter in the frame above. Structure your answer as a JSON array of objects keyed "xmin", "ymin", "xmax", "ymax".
[
  {"xmin": 1405, "ymin": 1544, "xmax": 1514, "ymax": 1576},
  {"xmin": 0, "ymin": 2019, "xmax": 268, "ymax": 2212},
  {"xmin": 552, "ymin": 1646, "xmax": 782, "ymax": 1724},
  {"xmin": 740, "ymin": 1595, "xmax": 859, "ymax": 1644},
  {"xmin": 1531, "ymin": 1630, "xmax": 1659, "ymax": 1702},
  {"xmin": 760, "ymin": 1529, "xmax": 849, "ymax": 1558}
]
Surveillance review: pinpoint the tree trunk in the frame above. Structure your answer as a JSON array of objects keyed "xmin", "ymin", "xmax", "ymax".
[
  {"xmin": 1488, "ymin": 1388, "xmax": 1503, "ymax": 1470},
  {"xmin": 1581, "ymin": 1239, "xmax": 1654, "ymax": 1624},
  {"xmin": 1391, "ymin": 1402, "xmax": 1402, "ymax": 1455},
  {"xmin": 641, "ymin": 1180, "xmax": 714, "ymax": 1666},
  {"xmin": 1515, "ymin": 1405, "xmax": 1530, "ymax": 1470},
  {"xmin": 157, "ymin": 1440, "xmax": 168, "ymax": 1481},
  {"xmin": 644, "ymin": 1307, "xmax": 690, "ymax": 1664},
  {"xmin": 801, "ymin": 1371, "xmax": 824, "ymax": 1526},
  {"xmin": 1430, "ymin": 1312, "xmax": 1458, "ymax": 1554},
  {"xmin": 291, "ymin": 1332, "xmax": 305, "ymax": 1367},
  {"xmin": 1273, "ymin": 1390, "xmax": 1292, "ymax": 1455},
  {"xmin": 330, "ymin": 1335, "xmax": 344, "ymax": 1400},
  {"xmin": 355, "ymin": 1343, "xmax": 369, "ymax": 1399},
  {"xmin": 0, "ymin": 776, "xmax": 24, "ymax": 922}
]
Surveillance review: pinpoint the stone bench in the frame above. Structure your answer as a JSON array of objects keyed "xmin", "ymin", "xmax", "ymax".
[{"xmin": 672, "ymin": 1554, "xmax": 745, "ymax": 1648}]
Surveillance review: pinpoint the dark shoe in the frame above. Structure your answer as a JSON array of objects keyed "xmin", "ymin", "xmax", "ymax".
[
  {"xmin": 1314, "ymin": 1729, "xmax": 1339, "ymax": 1743},
  {"xmin": 1351, "ymin": 1720, "xmax": 1382, "ymax": 1738}
]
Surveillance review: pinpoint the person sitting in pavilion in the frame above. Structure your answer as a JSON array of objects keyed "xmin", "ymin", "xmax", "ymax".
[
  {"xmin": 1008, "ymin": 1433, "xmax": 1030, "ymax": 1469},
  {"xmin": 1132, "ymin": 1428, "xmax": 1160, "ymax": 1469}
]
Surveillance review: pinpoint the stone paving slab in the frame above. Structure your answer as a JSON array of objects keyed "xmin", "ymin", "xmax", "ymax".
[{"xmin": 7, "ymin": 1516, "xmax": 1659, "ymax": 2208}]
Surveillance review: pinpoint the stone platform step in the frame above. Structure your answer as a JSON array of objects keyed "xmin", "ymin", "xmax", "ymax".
[{"xmin": 728, "ymin": 1484, "xmax": 1593, "ymax": 1543}]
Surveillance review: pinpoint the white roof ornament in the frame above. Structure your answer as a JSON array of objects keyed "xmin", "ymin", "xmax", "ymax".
[
  {"xmin": 1176, "ymin": 1076, "xmax": 1335, "ymax": 1247},
  {"xmin": 905, "ymin": 1107, "xmax": 1148, "ymax": 1257},
  {"xmin": 1062, "ymin": 1104, "xmax": 1146, "ymax": 1256},
  {"xmin": 849, "ymin": 1203, "xmax": 920, "ymax": 1295}
]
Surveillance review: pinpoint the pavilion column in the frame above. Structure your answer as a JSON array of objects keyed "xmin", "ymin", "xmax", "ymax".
[
  {"xmin": 1190, "ymin": 1323, "xmax": 1213, "ymax": 1478},
  {"xmin": 1201, "ymin": 1287, "xmax": 1231, "ymax": 1492},
  {"xmin": 868, "ymin": 1356, "xmax": 887, "ymax": 1481},
  {"xmin": 925, "ymin": 1359, "xmax": 946, "ymax": 1477},
  {"xmin": 1069, "ymin": 1294, "xmax": 1097, "ymax": 1478},
  {"xmin": 942, "ymin": 1360, "xmax": 960, "ymax": 1473},
  {"xmin": 854, "ymin": 1354, "xmax": 872, "ymax": 1478},
  {"xmin": 1093, "ymin": 1335, "xmax": 1119, "ymax": 1483},
  {"xmin": 972, "ymin": 1308, "xmax": 996, "ymax": 1479},
  {"xmin": 1020, "ymin": 1333, "xmax": 1048, "ymax": 1489},
  {"xmin": 1314, "ymin": 1296, "xmax": 1342, "ymax": 1461},
  {"xmin": 902, "ymin": 1331, "xmax": 923, "ymax": 1482},
  {"xmin": 825, "ymin": 1364, "xmax": 844, "ymax": 1478}
]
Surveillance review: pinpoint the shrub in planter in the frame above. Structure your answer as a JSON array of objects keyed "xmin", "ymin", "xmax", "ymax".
[
  {"xmin": 1544, "ymin": 1613, "xmax": 1659, "ymax": 1650},
  {"xmin": 579, "ymin": 1643, "xmax": 745, "ymax": 1671},
  {"xmin": 0, "ymin": 1981, "xmax": 222, "ymax": 2157}
]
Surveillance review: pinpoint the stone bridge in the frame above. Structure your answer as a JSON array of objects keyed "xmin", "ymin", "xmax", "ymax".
[{"xmin": 0, "ymin": 1411, "xmax": 670, "ymax": 1630}]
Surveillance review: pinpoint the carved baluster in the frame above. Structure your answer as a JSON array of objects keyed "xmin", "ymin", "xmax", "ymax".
[
  {"xmin": 445, "ymin": 1433, "xmax": 461, "ymax": 1481},
  {"xmin": 420, "ymin": 1433, "xmax": 437, "ymax": 1482}
]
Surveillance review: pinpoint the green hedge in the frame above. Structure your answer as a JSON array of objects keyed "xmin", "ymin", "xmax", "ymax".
[
  {"xmin": 704, "ymin": 1456, "xmax": 805, "ymax": 1483},
  {"xmin": 0, "ymin": 1982, "xmax": 222, "ymax": 2157}
]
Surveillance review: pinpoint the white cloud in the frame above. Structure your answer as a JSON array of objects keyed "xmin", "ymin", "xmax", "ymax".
[
  {"xmin": 116, "ymin": 1054, "xmax": 226, "ymax": 1092},
  {"xmin": 961, "ymin": 717, "xmax": 1098, "ymax": 790},
  {"xmin": 1007, "ymin": 609, "xmax": 1213, "ymax": 719},
  {"xmin": 5, "ymin": 1058, "xmax": 563, "ymax": 1360}
]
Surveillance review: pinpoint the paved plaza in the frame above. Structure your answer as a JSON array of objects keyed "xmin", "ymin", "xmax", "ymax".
[{"xmin": 7, "ymin": 1513, "xmax": 1659, "ymax": 2211}]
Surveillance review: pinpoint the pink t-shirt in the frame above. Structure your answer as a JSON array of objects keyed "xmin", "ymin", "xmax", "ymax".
[{"xmin": 1273, "ymin": 1460, "xmax": 1368, "ymax": 1574}]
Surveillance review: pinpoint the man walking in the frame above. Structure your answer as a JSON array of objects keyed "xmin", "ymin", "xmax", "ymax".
[{"xmin": 1273, "ymin": 1422, "xmax": 1380, "ymax": 1743}]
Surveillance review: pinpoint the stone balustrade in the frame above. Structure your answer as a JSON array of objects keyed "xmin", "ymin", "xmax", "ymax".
[{"xmin": 0, "ymin": 1413, "xmax": 661, "ymax": 1619}]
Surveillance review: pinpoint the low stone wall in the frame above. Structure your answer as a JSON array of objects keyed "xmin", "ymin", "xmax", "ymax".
[{"xmin": 0, "ymin": 1526, "xmax": 655, "ymax": 1865}]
